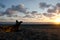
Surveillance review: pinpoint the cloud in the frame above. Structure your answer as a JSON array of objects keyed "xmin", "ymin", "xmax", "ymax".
[
  {"xmin": 4, "ymin": 8, "xmax": 19, "ymax": 15},
  {"xmin": 24, "ymin": 11, "xmax": 42, "ymax": 18},
  {"xmin": 56, "ymin": 3, "xmax": 60, "ymax": 7},
  {"xmin": 23, "ymin": 11, "xmax": 35, "ymax": 18},
  {"xmin": 47, "ymin": 8, "xmax": 56, "ymax": 13},
  {"xmin": 23, "ymin": 11, "xmax": 41, "ymax": 18},
  {"xmin": 39, "ymin": 2, "xmax": 51, "ymax": 9},
  {"xmin": 43, "ymin": 13, "xmax": 55, "ymax": 17},
  {"xmin": 47, "ymin": 3, "xmax": 60, "ymax": 14},
  {"xmin": 31, "ymin": 11, "xmax": 38, "ymax": 14},
  {"xmin": 0, "ymin": 12, "xmax": 5, "ymax": 16},
  {"xmin": 23, "ymin": 14, "xmax": 34, "ymax": 18},
  {"xmin": 11, "ymin": 4, "xmax": 28, "ymax": 13},
  {"xmin": 0, "ymin": 4, "xmax": 29, "ymax": 17},
  {"xmin": 1, "ymin": 2, "xmax": 60, "ymax": 22},
  {"xmin": 0, "ymin": 3, "xmax": 5, "ymax": 8}
]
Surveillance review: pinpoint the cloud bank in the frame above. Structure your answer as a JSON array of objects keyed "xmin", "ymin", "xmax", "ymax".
[
  {"xmin": 0, "ymin": 3, "xmax": 5, "ymax": 8},
  {"xmin": 39, "ymin": 2, "xmax": 51, "ymax": 9},
  {"xmin": 0, "ymin": 2, "xmax": 60, "ymax": 22}
]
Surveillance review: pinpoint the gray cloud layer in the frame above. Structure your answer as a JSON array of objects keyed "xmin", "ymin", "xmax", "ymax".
[
  {"xmin": 47, "ymin": 8, "xmax": 56, "ymax": 13},
  {"xmin": 0, "ymin": 2, "xmax": 60, "ymax": 21},
  {"xmin": 0, "ymin": 3, "xmax": 5, "ymax": 8},
  {"xmin": 0, "ymin": 4, "xmax": 28, "ymax": 17},
  {"xmin": 47, "ymin": 3, "xmax": 60, "ymax": 13},
  {"xmin": 39, "ymin": 2, "xmax": 51, "ymax": 9},
  {"xmin": 11, "ymin": 4, "xmax": 27, "ymax": 13}
]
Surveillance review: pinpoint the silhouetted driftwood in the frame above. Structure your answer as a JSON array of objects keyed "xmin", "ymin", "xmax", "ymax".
[
  {"xmin": 11, "ymin": 20, "xmax": 23, "ymax": 32},
  {"xmin": 0, "ymin": 20, "xmax": 23, "ymax": 32}
]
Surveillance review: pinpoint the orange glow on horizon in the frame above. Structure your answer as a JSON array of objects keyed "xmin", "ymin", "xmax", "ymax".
[{"xmin": 51, "ymin": 12, "xmax": 60, "ymax": 24}]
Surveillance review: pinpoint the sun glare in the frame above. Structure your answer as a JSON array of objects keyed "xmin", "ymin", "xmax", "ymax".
[
  {"xmin": 54, "ymin": 18, "xmax": 60, "ymax": 24},
  {"xmin": 53, "ymin": 14, "xmax": 60, "ymax": 24},
  {"xmin": 55, "ymin": 18, "xmax": 60, "ymax": 22}
]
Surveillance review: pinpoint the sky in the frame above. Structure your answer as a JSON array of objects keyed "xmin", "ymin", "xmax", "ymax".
[{"xmin": 0, "ymin": 0, "xmax": 60, "ymax": 22}]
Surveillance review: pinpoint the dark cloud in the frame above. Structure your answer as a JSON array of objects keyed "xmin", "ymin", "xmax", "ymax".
[
  {"xmin": 0, "ymin": 4, "xmax": 28, "ymax": 17},
  {"xmin": 31, "ymin": 11, "xmax": 38, "ymax": 14},
  {"xmin": 1, "ymin": 2, "xmax": 60, "ymax": 19},
  {"xmin": 23, "ymin": 14, "xmax": 34, "ymax": 18},
  {"xmin": 4, "ymin": 8, "xmax": 13, "ymax": 15},
  {"xmin": 7, "ymin": 15, "xmax": 18, "ymax": 17},
  {"xmin": 2, "ymin": 8, "xmax": 14, "ymax": 17},
  {"xmin": 56, "ymin": 3, "xmax": 60, "ymax": 7},
  {"xmin": 42, "ymin": 3, "xmax": 60, "ymax": 18},
  {"xmin": 56, "ymin": 3, "xmax": 60, "ymax": 13},
  {"xmin": 43, "ymin": 13, "xmax": 55, "ymax": 17},
  {"xmin": 0, "ymin": 3, "xmax": 5, "ymax": 8},
  {"xmin": 0, "ymin": 8, "xmax": 19, "ymax": 17},
  {"xmin": 23, "ymin": 11, "xmax": 40, "ymax": 18},
  {"xmin": 11, "ymin": 4, "xmax": 27, "ymax": 13},
  {"xmin": 23, "ymin": 11, "xmax": 42, "ymax": 18},
  {"xmin": 47, "ymin": 8, "xmax": 56, "ymax": 13},
  {"xmin": 0, "ymin": 12, "xmax": 5, "ymax": 16},
  {"xmin": 47, "ymin": 3, "xmax": 60, "ymax": 13},
  {"xmin": 39, "ymin": 2, "xmax": 51, "ymax": 9}
]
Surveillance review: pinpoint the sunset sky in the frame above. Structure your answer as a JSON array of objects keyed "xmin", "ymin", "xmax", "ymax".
[{"xmin": 0, "ymin": 0, "xmax": 60, "ymax": 22}]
